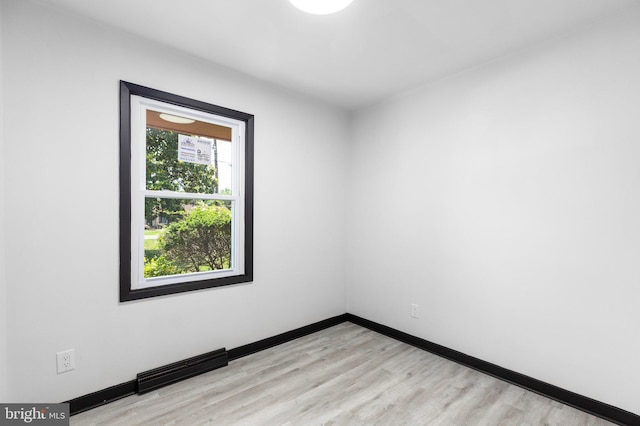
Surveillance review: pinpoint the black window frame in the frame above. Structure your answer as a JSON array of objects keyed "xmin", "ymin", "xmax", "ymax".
[{"xmin": 119, "ymin": 81, "xmax": 254, "ymax": 302}]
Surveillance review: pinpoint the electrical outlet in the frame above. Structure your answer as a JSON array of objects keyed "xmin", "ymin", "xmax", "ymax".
[
  {"xmin": 56, "ymin": 349, "xmax": 75, "ymax": 374},
  {"xmin": 411, "ymin": 304, "xmax": 420, "ymax": 319}
]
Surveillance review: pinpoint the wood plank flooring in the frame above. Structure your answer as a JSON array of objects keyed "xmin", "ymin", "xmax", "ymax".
[{"xmin": 71, "ymin": 323, "xmax": 615, "ymax": 425}]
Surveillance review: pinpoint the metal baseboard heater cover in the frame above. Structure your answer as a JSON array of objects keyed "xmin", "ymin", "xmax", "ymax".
[{"xmin": 137, "ymin": 348, "xmax": 228, "ymax": 394}]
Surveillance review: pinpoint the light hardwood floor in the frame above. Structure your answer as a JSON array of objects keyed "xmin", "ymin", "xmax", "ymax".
[{"xmin": 71, "ymin": 323, "xmax": 614, "ymax": 425}]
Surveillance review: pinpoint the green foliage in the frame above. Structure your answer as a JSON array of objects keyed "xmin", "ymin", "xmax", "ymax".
[
  {"xmin": 144, "ymin": 249, "xmax": 162, "ymax": 260},
  {"xmin": 144, "ymin": 230, "xmax": 162, "ymax": 252},
  {"xmin": 144, "ymin": 255, "xmax": 181, "ymax": 278},
  {"xmin": 145, "ymin": 128, "xmax": 218, "ymax": 225},
  {"xmin": 159, "ymin": 202, "xmax": 232, "ymax": 273}
]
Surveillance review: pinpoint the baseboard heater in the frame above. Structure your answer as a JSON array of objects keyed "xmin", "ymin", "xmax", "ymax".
[{"xmin": 137, "ymin": 348, "xmax": 228, "ymax": 394}]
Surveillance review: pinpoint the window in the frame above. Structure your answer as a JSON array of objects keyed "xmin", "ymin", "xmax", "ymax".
[{"xmin": 120, "ymin": 81, "xmax": 254, "ymax": 301}]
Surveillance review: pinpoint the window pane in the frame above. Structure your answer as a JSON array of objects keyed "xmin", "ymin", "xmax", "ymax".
[
  {"xmin": 145, "ymin": 109, "xmax": 233, "ymax": 194},
  {"xmin": 144, "ymin": 197, "xmax": 233, "ymax": 279},
  {"xmin": 216, "ymin": 139, "xmax": 233, "ymax": 194}
]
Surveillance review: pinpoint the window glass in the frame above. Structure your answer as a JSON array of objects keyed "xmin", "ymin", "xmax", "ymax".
[
  {"xmin": 144, "ymin": 198, "xmax": 233, "ymax": 279},
  {"xmin": 145, "ymin": 110, "xmax": 234, "ymax": 195}
]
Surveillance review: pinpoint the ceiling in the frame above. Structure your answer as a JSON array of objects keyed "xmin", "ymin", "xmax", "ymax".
[{"xmin": 39, "ymin": 0, "xmax": 638, "ymax": 110}]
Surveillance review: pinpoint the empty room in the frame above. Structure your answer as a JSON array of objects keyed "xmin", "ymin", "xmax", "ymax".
[{"xmin": 1, "ymin": 0, "xmax": 639, "ymax": 424}]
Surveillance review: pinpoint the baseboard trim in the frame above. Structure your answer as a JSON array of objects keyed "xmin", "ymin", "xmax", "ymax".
[
  {"xmin": 227, "ymin": 314, "xmax": 349, "ymax": 360},
  {"xmin": 67, "ymin": 314, "xmax": 348, "ymax": 415},
  {"xmin": 67, "ymin": 313, "xmax": 639, "ymax": 425},
  {"xmin": 346, "ymin": 313, "xmax": 640, "ymax": 426},
  {"xmin": 67, "ymin": 380, "xmax": 137, "ymax": 416}
]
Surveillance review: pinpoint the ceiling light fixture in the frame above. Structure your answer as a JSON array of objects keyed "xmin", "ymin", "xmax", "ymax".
[
  {"xmin": 159, "ymin": 113, "xmax": 196, "ymax": 124},
  {"xmin": 289, "ymin": 0, "xmax": 354, "ymax": 15}
]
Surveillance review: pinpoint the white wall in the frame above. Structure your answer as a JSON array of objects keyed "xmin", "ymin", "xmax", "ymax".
[
  {"xmin": 348, "ymin": 6, "xmax": 640, "ymax": 415},
  {"xmin": 1, "ymin": 0, "xmax": 347, "ymax": 402},
  {"xmin": 0, "ymin": 0, "xmax": 8, "ymax": 404}
]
